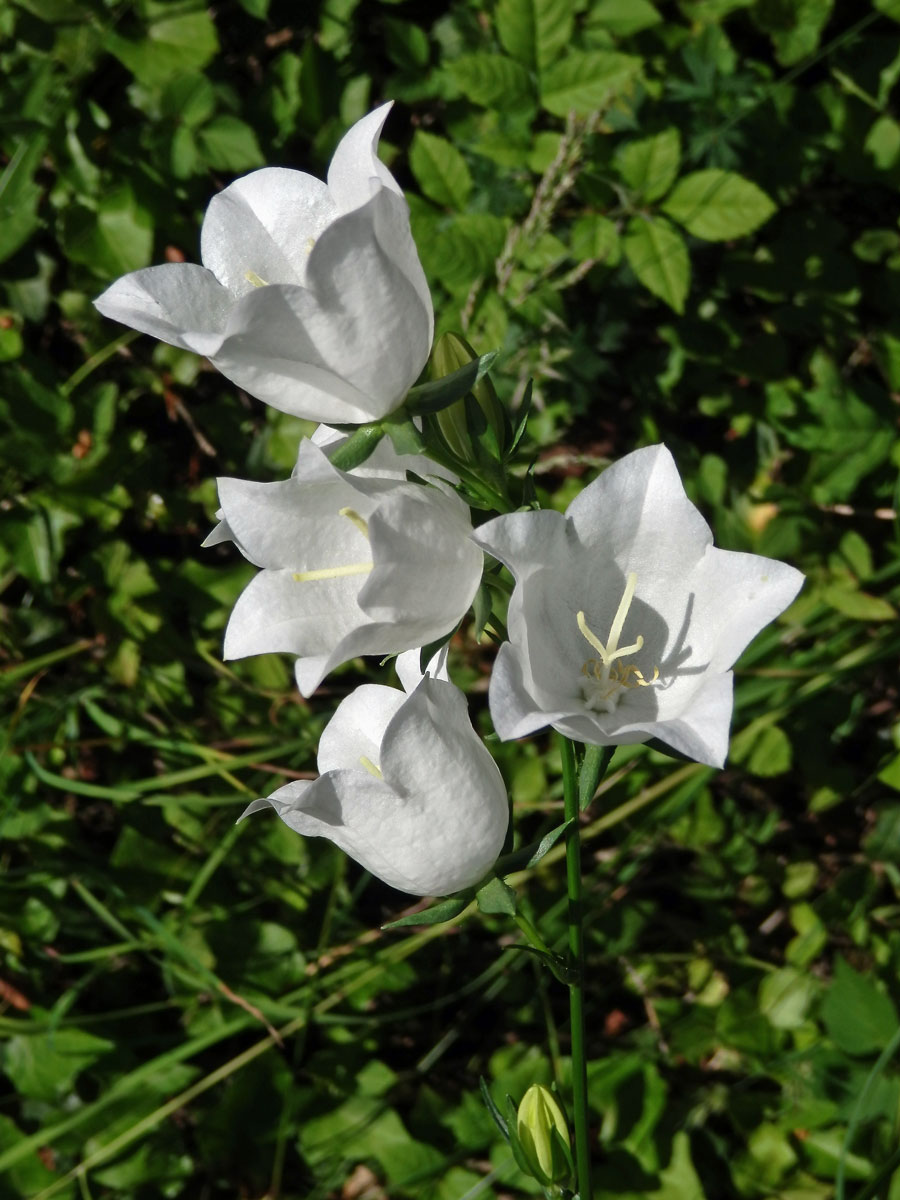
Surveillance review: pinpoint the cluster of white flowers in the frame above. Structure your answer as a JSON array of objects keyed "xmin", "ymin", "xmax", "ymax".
[{"xmin": 96, "ymin": 105, "xmax": 803, "ymax": 898}]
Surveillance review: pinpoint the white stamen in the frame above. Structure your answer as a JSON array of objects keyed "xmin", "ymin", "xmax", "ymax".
[
  {"xmin": 578, "ymin": 573, "xmax": 657, "ymax": 713},
  {"xmin": 339, "ymin": 507, "xmax": 370, "ymax": 538},
  {"xmin": 292, "ymin": 562, "xmax": 373, "ymax": 583}
]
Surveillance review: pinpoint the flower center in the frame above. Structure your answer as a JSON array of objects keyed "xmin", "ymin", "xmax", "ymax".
[
  {"xmin": 292, "ymin": 508, "xmax": 374, "ymax": 583},
  {"xmin": 359, "ymin": 755, "xmax": 383, "ymax": 779},
  {"xmin": 245, "ymin": 270, "xmax": 268, "ymax": 288},
  {"xmin": 577, "ymin": 572, "xmax": 659, "ymax": 714}
]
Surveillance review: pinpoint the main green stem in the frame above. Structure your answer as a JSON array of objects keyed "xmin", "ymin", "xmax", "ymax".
[{"xmin": 559, "ymin": 735, "xmax": 592, "ymax": 1200}]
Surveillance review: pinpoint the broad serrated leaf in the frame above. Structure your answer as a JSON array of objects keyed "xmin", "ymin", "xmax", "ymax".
[
  {"xmin": 540, "ymin": 50, "xmax": 642, "ymax": 117},
  {"xmin": 447, "ymin": 54, "xmax": 535, "ymax": 110},
  {"xmin": 663, "ymin": 169, "xmax": 775, "ymax": 241},
  {"xmin": 615, "ymin": 128, "xmax": 681, "ymax": 202},
  {"xmin": 409, "ymin": 130, "xmax": 472, "ymax": 210},
  {"xmin": 495, "ymin": 0, "xmax": 575, "ymax": 71},
  {"xmin": 623, "ymin": 215, "xmax": 689, "ymax": 313}
]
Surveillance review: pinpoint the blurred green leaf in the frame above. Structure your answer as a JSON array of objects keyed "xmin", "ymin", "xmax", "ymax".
[
  {"xmin": 495, "ymin": 0, "xmax": 575, "ymax": 71},
  {"xmin": 540, "ymin": 50, "xmax": 642, "ymax": 116},
  {"xmin": 615, "ymin": 128, "xmax": 681, "ymax": 202},
  {"xmin": 409, "ymin": 130, "xmax": 472, "ymax": 209},
  {"xmin": 822, "ymin": 958, "xmax": 899, "ymax": 1056},
  {"xmin": 663, "ymin": 169, "xmax": 776, "ymax": 241},
  {"xmin": 61, "ymin": 184, "xmax": 153, "ymax": 277},
  {"xmin": 623, "ymin": 215, "xmax": 689, "ymax": 312},
  {"xmin": 447, "ymin": 54, "xmax": 535, "ymax": 109},
  {"xmin": 106, "ymin": 12, "xmax": 219, "ymax": 88}
]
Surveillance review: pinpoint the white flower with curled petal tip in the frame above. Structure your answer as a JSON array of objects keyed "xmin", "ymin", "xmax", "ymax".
[
  {"xmin": 240, "ymin": 661, "xmax": 509, "ymax": 896},
  {"xmin": 207, "ymin": 438, "xmax": 482, "ymax": 697},
  {"xmin": 474, "ymin": 444, "xmax": 804, "ymax": 768},
  {"xmin": 93, "ymin": 103, "xmax": 433, "ymax": 424}
]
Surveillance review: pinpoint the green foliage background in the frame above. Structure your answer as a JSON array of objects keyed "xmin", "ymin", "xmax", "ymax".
[{"xmin": 2, "ymin": 0, "xmax": 900, "ymax": 1196}]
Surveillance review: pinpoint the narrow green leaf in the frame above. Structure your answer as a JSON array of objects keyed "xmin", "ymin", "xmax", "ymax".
[
  {"xmin": 476, "ymin": 876, "xmax": 517, "ymax": 916},
  {"xmin": 579, "ymin": 745, "xmax": 613, "ymax": 811},
  {"xmin": 623, "ymin": 215, "xmax": 689, "ymax": 313},
  {"xmin": 663, "ymin": 169, "xmax": 776, "ymax": 241},
  {"xmin": 526, "ymin": 820, "xmax": 574, "ymax": 867},
  {"xmin": 381, "ymin": 896, "xmax": 470, "ymax": 929},
  {"xmin": 405, "ymin": 353, "xmax": 497, "ymax": 415},
  {"xmin": 479, "ymin": 1077, "xmax": 509, "ymax": 1139},
  {"xmin": 509, "ymin": 379, "xmax": 533, "ymax": 456}
]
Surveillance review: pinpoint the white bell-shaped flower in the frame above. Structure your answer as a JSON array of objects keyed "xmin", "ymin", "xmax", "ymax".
[
  {"xmin": 94, "ymin": 104, "xmax": 433, "ymax": 424},
  {"xmin": 241, "ymin": 657, "xmax": 509, "ymax": 896},
  {"xmin": 475, "ymin": 445, "xmax": 804, "ymax": 768},
  {"xmin": 209, "ymin": 439, "xmax": 483, "ymax": 697}
]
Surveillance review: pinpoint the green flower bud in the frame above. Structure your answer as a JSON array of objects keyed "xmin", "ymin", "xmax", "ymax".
[
  {"xmin": 515, "ymin": 1084, "xmax": 573, "ymax": 1188},
  {"xmin": 428, "ymin": 332, "xmax": 509, "ymax": 464}
]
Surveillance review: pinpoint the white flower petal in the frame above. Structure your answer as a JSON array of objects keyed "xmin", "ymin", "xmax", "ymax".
[
  {"xmin": 215, "ymin": 474, "xmax": 371, "ymax": 569},
  {"xmin": 223, "ymin": 568, "xmax": 368, "ymax": 662},
  {"xmin": 394, "ymin": 646, "xmax": 450, "ymax": 692},
  {"xmin": 201, "ymin": 168, "xmax": 337, "ymax": 295},
  {"xmin": 251, "ymin": 771, "xmax": 413, "ymax": 890},
  {"xmin": 302, "ymin": 190, "xmax": 432, "ymax": 399},
  {"xmin": 361, "ymin": 485, "xmax": 482, "ymax": 631},
  {"xmin": 210, "ymin": 193, "xmax": 431, "ymax": 422},
  {"xmin": 96, "ymin": 105, "xmax": 433, "ymax": 426},
  {"xmin": 567, "ymin": 445, "xmax": 712, "ymax": 576},
  {"xmin": 327, "ymin": 101, "xmax": 402, "ymax": 211},
  {"xmin": 317, "ymin": 683, "xmax": 406, "ymax": 774},
  {"xmin": 693, "ymin": 547, "xmax": 804, "ymax": 672},
  {"xmin": 482, "ymin": 443, "xmax": 804, "ymax": 766},
  {"xmin": 246, "ymin": 677, "xmax": 508, "ymax": 895},
  {"xmin": 378, "ymin": 678, "xmax": 509, "ymax": 892},
  {"xmin": 93, "ymin": 264, "xmax": 231, "ymax": 355}
]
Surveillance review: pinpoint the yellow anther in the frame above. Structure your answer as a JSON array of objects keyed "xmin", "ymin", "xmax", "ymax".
[
  {"xmin": 245, "ymin": 269, "xmax": 268, "ymax": 287},
  {"xmin": 292, "ymin": 562, "xmax": 373, "ymax": 582},
  {"xmin": 359, "ymin": 755, "xmax": 383, "ymax": 779},
  {"xmin": 339, "ymin": 507, "xmax": 370, "ymax": 539}
]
